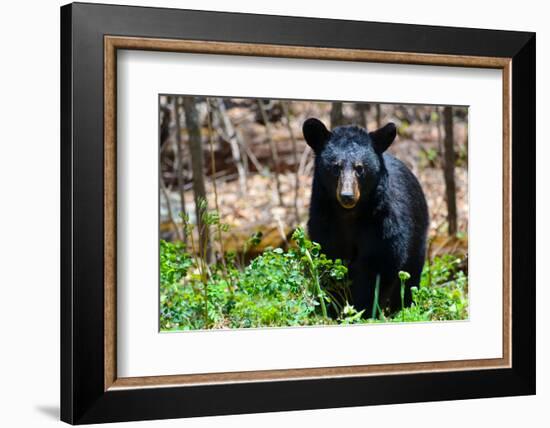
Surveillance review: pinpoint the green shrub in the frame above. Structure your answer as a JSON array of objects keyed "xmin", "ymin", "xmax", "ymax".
[
  {"xmin": 159, "ymin": 226, "xmax": 469, "ymax": 331},
  {"xmin": 397, "ymin": 255, "xmax": 468, "ymax": 321}
]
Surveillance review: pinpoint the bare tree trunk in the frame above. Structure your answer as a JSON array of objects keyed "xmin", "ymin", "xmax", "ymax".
[
  {"xmin": 356, "ymin": 103, "xmax": 370, "ymax": 129},
  {"xmin": 436, "ymin": 106, "xmax": 443, "ymax": 157},
  {"xmin": 443, "ymin": 106, "xmax": 457, "ymax": 236},
  {"xmin": 160, "ymin": 102, "xmax": 171, "ymax": 149},
  {"xmin": 257, "ymin": 99, "xmax": 283, "ymax": 206},
  {"xmin": 205, "ymin": 99, "xmax": 232, "ymax": 291},
  {"xmin": 212, "ymin": 98, "xmax": 247, "ymax": 194},
  {"xmin": 182, "ymin": 97, "xmax": 210, "ymax": 259},
  {"xmin": 330, "ymin": 102, "xmax": 344, "ymax": 128},
  {"xmin": 281, "ymin": 101, "xmax": 300, "ymax": 225},
  {"xmin": 375, "ymin": 104, "xmax": 382, "ymax": 129},
  {"xmin": 173, "ymin": 96, "xmax": 187, "ymax": 243},
  {"xmin": 159, "ymin": 97, "xmax": 183, "ymax": 241}
]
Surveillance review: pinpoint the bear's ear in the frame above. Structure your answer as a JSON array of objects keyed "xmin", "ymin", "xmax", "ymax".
[
  {"xmin": 303, "ymin": 118, "xmax": 331, "ymax": 153},
  {"xmin": 369, "ymin": 122, "xmax": 397, "ymax": 154}
]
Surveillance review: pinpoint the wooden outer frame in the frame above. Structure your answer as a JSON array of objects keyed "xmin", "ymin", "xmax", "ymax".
[
  {"xmin": 62, "ymin": 2, "xmax": 535, "ymax": 424},
  {"xmin": 104, "ymin": 35, "xmax": 512, "ymax": 391}
]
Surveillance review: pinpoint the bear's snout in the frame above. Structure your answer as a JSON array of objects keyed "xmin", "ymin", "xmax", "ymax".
[
  {"xmin": 337, "ymin": 170, "xmax": 360, "ymax": 209},
  {"xmin": 339, "ymin": 192, "xmax": 356, "ymax": 207}
]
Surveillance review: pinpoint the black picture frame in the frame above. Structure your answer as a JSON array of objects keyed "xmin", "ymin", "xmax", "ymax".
[{"xmin": 61, "ymin": 2, "xmax": 535, "ymax": 424}]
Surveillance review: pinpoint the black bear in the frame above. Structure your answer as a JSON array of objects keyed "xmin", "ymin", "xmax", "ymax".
[{"xmin": 302, "ymin": 118, "xmax": 429, "ymax": 314}]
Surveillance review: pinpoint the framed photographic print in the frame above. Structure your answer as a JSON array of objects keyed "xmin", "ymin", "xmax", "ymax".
[{"xmin": 60, "ymin": 2, "xmax": 536, "ymax": 424}]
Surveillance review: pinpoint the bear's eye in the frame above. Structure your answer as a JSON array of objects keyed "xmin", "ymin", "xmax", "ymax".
[
  {"xmin": 330, "ymin": 162, "xmax": 341, "ymax": 175},
  {"xmin": 354, "ymin": 164, "xmax": 364, "ymax": 175}
]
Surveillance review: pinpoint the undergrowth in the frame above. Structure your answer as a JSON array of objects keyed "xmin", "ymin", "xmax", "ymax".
[{"xmin": 160, "ymin": 204, "xmax": 468, "ymax": 331}]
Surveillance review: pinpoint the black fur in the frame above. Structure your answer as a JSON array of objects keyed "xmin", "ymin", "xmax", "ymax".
[{"xmin": 303, "ymin": 118, "xmax": 429, "ymax": 314}]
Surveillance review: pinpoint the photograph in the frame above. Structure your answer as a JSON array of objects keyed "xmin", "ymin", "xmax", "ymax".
[
  {"xmin": 159, "ymin": 95, "xmax": 469, "ymax": 331},
  {"xmin": 55, "ymin": 2, "xmax": 536, "ymax": 424}
]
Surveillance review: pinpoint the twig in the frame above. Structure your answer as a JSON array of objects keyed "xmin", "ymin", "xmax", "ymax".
[
  {"xmin": 243, "ymin": 143, "xmax": 265, "ymax": 174},
  {"xmin": 160, "ymin": 178, "xmax": 183, "ymax": 241},
  {"xmin": 297, "ymin": 145, "xmax": 312, "ymax": 179}
]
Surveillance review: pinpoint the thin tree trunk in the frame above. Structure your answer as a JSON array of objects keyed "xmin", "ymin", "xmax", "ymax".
[
  {"xmin": 436, "ymin": 106, "xmax": 443, "ymax": 158},
  {"xmin": 173, "ymin": 96, "xmax": 187, "ymax": 243},
  {"xmin": 160, "ymin": 100, "xmax": 171, "ymax": 149},
  {"xmin": 330, "ymin": 102, "xmax": 344, "ymax": 128},
  {"xmin": 281, "ymin": 101, "xmax": 300, "ymax": 225},
  {"xmin": 182, "ymin": 97, "xmax": 210, "ymax": 260},
  {"xmin": 205, "ymin": 99, "xmax": 232, "ymax": 292},
  {"xmin": 356, "ymin": 103, "xmax": 370, "ymax": 129},
  {"xmin": 213, "ymin": 98, "xmax": 247, "ymax": 194},
  {"xmin": 375, "ymin": 104, "xmax": 382, "ymax": 129},
  {"xmin": 443, "ymin": 106, "xmax": 458, "ymax": 236},
  {"xmin": 159, "ymin": 97, "xmax": 183, "ymax": 241},
  {"xmin": 257, "ymin": 99, "xmax": 283, "ymax": 206}
]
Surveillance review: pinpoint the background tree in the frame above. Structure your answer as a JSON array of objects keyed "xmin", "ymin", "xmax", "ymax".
[
  {"xmin": 375, "ymin": 103, "xmax": 382, "ymax": 129},
  {"xmin": 330, "ymin": 102, "xmax": 344, "ymax": 128},
  {"xmin": 281, "ymin": 101, "xmax": 300, "ymax": 225},
  {"xmin": 213, "ymin": 98, "xmax": 248, "ymax": 194},
  {"xmin": 443, "ymin": 106, "xmax": 458, "ymax": 236},
  {"xmin": 174, "ymin": 96, "xmax": 187, "ymax": 243},
  {"xmin": 182, "ymin": 97, "xmax": 210, "ymax": 259},
  {"xmin": 258, "ymin": 99, "xmax": 283, "ymax": 205},
  {"xmin": 159, "ymin": 98, "xmax": 183, "ymax": 241}
]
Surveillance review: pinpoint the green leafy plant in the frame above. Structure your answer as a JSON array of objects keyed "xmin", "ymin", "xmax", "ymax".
[
  {"xmin": 419, "ymin": 147, "xmax": 439, "ymax": 169},
  {"xmin": 394, "ymin": 256, "xmax": 468, "ymax": 322},
  {"xmin": 338, "ymin": 304, "xmax": 365, "ymax": 325},
  {"xmin": 159, "ymin": 211, "xmax": 469, "ymax": 331},
  {"xmin": 398, "ymin": 270, "xmax": 411, "ymax": 322}
]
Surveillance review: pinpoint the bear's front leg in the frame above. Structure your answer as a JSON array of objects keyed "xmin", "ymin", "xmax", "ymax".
[
  {"xmin": 350, "ymin": 260, "xmax": 405, "ymax": 316},
  {"xmin": 348, "ymin": 262, "xmax": 378, "ymax": 316}
]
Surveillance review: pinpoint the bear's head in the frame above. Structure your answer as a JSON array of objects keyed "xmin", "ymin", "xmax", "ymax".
[{"xmin": 302, "ymin": 118, "xmax": 396, "ymax": 209}]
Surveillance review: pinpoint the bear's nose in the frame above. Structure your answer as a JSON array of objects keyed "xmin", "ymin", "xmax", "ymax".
[{"xmin": 340, "ymin": 192, "xmax": 356, "ymax": 205}]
